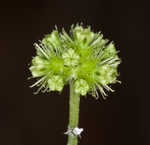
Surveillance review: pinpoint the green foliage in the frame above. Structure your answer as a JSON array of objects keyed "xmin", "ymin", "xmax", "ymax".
[{"xmin": 29, "ymin": 24, "xmax": 121, "ymax": 98}]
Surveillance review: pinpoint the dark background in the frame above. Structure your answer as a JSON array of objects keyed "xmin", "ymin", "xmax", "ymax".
[{"xmin": 0, "ymin": 0, "xmax": 150, "ymax": 145}]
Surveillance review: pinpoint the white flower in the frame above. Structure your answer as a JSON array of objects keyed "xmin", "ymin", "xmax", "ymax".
[
  {"xmin": 74, "ymin": 79, "xmax": 89, "ymax": 96},
  {"xmin": 48, "ymin": 75, "xmax": 64, "ymax": 91}
]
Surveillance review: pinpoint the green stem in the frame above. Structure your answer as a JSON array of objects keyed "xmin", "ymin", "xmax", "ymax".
[{"xmin": 67, "ymin": 80, "xmax": 80, "ymax": 145}]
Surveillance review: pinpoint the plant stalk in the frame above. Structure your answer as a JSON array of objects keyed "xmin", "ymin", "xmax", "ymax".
[{"xmin": 67, "ymin": 81, "xmax": 80, "ymax": 145}]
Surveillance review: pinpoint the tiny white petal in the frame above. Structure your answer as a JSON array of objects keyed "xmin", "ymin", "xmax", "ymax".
[{"xmin": 73, "ymin": 127, "xmax": 83, "ymax": 135}]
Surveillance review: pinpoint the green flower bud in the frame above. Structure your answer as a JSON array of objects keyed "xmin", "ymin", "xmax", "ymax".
[
  {"xmin": 73, "ymin": 26, "xmax": 95, "ymax": 47},
  {"xmin": 102, "ymin": 42, "xmax": 117, "ymax": 59},
  {"xmin": 32, "ymin": 56, "xmax": 48, "ymax": 66},
  {"xmin": 29, "ymin": 66, "xmax": 44, "ymax": 77},
  {"xmin": 97, "ymin": 65, "xmax": 118, "ymax": 85},
  {"xmin": 62, "ymin": 48, "xmax": 79, "ymax": 66},
  {"xmin": 42, "ymin": 30, "xmax": 61, "ymax": 49},
  {"xmin": 48, "ymin": 75, "xmax": 64, "ymax": 91},
  {"xmin": 29, "ymin": 56, "xmax": 48, "ymax": 77},
  {"xmin": 74, "ymin": 79, "xmax": 89, "ymax": 96}
]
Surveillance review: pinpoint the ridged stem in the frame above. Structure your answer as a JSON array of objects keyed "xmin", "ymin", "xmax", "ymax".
[{"xmin": 67, "ymin": 80, "xmax": 80, "ymax": 145}]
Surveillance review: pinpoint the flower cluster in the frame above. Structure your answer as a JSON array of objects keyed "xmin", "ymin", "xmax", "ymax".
[{"xmin": 29, "ymin": 24, "xmax": 121, "ymax": 99}]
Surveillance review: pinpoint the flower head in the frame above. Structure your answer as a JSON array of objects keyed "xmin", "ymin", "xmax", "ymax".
[{"xmin": 29, "ymin": 24, "xmax": 121, "ymax": 98}]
